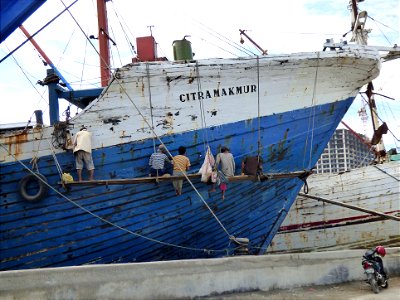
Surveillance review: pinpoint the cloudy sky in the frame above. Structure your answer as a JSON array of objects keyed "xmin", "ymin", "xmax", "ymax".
[{"xmin": 0, "ymin": 0, "xmax": 399, "ymax": 149}]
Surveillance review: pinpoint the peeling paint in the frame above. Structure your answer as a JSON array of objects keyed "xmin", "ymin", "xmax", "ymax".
[
  {"xmin": 100, "ymin": 152, "xmax": 106, "ymax": 166},
  {"xmin": 120, "ymin": 131, "xmax": 131, "ymax": 138},
  {"xmin": 3, "ymin": 132, "xmax": 28, "ymax": 159},
  {"xmin": 277, "ymin": 129, "xmax": 289, "ymax": 161},
  {"xmin": 103, "ymin": 118, "xmax": 121, "ymax": 125},
  {"xmin": 329, "ymin": 103, "xmax": 335, "ymax": 115}
]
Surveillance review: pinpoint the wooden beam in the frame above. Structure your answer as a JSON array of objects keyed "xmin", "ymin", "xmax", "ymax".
[
  {"xmin": 63, "ymin": 174, "xmax": 201, "ymax": 186},
  {"xmin": 299, "ymin": 193, "xmax": 400, "ymax": 222},
  {"xmin": 61, "ymin": 170, "xmax": 313, "ymax": 186}
]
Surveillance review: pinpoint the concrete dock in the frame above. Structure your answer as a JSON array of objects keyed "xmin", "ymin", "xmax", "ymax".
[{"xmin": 1, "ymin": 248, "xmax": 399, "ymax": 299}]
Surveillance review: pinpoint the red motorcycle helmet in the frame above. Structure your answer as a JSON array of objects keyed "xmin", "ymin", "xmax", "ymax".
[{"xmin": 375, "ymin": 245, "xmax": 386, "ymax": 257}]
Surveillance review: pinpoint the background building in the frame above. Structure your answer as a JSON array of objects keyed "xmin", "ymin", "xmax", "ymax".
[{"xmin": 315, "ymin": 128, "xmax": 374, "ymax": 174}]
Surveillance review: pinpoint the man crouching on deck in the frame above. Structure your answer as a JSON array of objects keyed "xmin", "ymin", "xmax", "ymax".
[{"xmin": 73, "ymin": 126, "xmax": 95, "ymax": 181}]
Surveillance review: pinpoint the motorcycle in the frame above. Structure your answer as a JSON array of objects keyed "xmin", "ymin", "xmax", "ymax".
[{"xmin": 362, "ymin": 257, "xmax": 388, "ymax": 294}]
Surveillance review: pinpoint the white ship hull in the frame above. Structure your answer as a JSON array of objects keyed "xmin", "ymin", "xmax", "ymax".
[{"xmin": 268, "ymin": 160, "xmax": 400, "ymax": 252}]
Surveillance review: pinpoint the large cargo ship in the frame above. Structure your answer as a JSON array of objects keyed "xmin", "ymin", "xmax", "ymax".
[{"xmin": 0, "ymin": 0, "xmax": 390, "ymax": 270}]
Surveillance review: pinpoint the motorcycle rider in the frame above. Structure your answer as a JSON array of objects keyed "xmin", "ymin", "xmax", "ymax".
[{"xmin": 363, "ymin": 245, "xmax": 387, "ymax": 279}]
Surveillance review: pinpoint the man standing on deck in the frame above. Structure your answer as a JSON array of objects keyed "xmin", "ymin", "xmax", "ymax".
[
  {"xmin": 73, "ymin": 126, "xmax": 95, "ymax": 181},
  {"xmin": 172, "ymin": 146, "xmax": 191, "ymax": 195},
  {"xmin": 214, "ymin": 146, "xmax": 235, "ymax": 200}
]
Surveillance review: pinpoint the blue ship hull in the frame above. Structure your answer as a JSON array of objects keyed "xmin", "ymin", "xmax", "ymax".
[{"xmin": 0, "ymin": 99, "xmax": 352, "ymax": 270}]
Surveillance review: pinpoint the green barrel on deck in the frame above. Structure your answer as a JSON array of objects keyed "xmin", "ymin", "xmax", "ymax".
[{"xmin": 173, "ymin": 38, "xmax": 193, "ymax": 61}]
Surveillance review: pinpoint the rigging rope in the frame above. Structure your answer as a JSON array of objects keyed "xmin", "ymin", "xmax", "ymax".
[
  {"xmin": 303, "ymin": 52, "xmax": 319, "ymax": 169},
  {"xmin": 4, "ymin": 44, "xmax": 48, "ymax": 106},
  {"xmin": 3, "ymin": 0, "xmax": 257, "ymax": 249},
  {"xmin": 110, "ymin": 1, "xmax": 136, "ymax": 56},
  {"xmin": 368, "ymin": 16, "xmax": 394, "ymax": 46},
  {"xmin": 3, "ymin": 45, "xmax": 50, "ymax": 133},
  {"xmin": 109, "ymin": 26, "xmax": 122, "ymax": 66},
  {"xmin": 146, "ymin": 63, "xmax": 155, "ymax": 134},
  {"xmin": 59, "ymin": 28, "xmax": 76, "ymax": 65},
  {"xmin": 32, "ymin": 128, "xmax": 45, "ymax": 170},
  {"xmin": 367, "ymin": 15, "xmax": 399, "ymax": 33},
  {"xmin": 146, "ymin": 63, "xmax": 159, "ymax": 176},
  {"xmin": 190, "ymin": 20, "xmax": 255, "ymax": 57},
  {"xmin": 308, "ymin": 52, "xmax": 319, "ymax": 169},
  {"xmin": 29, "ymin": 156, "xmax": 39, "ymax": 173},
  {"xmin": 47, "ymin": 140, "xmax": 63, "ymax": 179},
  {"xmin": 0, "ymin": 0, "xmax": 79, "ymax": 64},
  {"xmin": 360, "ymin": 94, "xmax": 400, "ymax": 142},
  {"xmin": 355, "ymin": 148, "xmax": 376, "ymax": 168},
  {"xmin": 101, "ymin": 64, "xmax": 233, "ymax": 239},
  {"xmin": 196, "ymin": 61, "xmax": 210, "ymax": 153},
  {"xmin": 256, "ymin": 56, "xmax": 261, "ymax": 159},
  {"xmin": 60, "ymin": 0, "xmax": 105, "ymax": 77}
]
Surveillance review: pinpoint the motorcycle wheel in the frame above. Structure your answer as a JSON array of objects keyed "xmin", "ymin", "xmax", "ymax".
[
  {"xmin": 370, "ymin": 277, "xmax": 380, "ymax": 294},
  {"xmin": 381, "ymin": 280, "xmax": 389, "ymax": 289}
]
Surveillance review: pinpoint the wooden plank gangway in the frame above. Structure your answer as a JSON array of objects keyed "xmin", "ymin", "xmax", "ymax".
[{"xmin": 61, "ymin": 170, "xmax": 313, "ymax": 186}]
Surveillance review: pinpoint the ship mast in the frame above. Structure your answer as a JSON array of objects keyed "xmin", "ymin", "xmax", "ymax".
[
  {"xmin": 350, "ymin": 0, "xmax": 386, "ymax": 161},
  {"xmin": 97, "ymin": 0, "xmax": 111, "ymax": 87},
  {"xmin": 349, "ymin": 0, "xmax": 370, "ymax": 46}
]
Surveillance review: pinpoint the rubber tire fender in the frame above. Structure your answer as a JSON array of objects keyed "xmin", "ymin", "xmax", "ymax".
[{"xmin": 18, "ymin": 173, "xmax": 48, "ymax": 202}]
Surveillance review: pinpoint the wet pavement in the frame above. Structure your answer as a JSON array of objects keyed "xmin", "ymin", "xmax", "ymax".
[{"xmin": 200, "ymin": 276, "xmax": 400, "ymax": 299}]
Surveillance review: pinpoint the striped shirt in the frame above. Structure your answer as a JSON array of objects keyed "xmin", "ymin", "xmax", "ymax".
[
  {"xmin": 149, "ymin": 151, "xmax": 168, "ymax": 169},
  {"xmin": 173, "ymin": 155, "xmax": 190, "ymax": 172}
]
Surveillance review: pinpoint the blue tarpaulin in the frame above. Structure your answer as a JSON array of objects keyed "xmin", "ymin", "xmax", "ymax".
[{"xmin": 0, "ymin": 0, "xmax": 46, "ymax": 43}]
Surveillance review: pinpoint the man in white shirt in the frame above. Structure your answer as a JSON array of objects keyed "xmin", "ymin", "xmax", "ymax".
[{"xmin": 73, "ymin": 126, "xmax": 94, "ymax": 181}]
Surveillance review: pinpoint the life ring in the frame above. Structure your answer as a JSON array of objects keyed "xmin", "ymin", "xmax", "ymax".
[{"xmin": 18, "ymin": 173, "xmax": 48, "ymax": 202}]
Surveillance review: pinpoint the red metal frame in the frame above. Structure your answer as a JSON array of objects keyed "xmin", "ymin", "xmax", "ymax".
[{"xmin": 97, "ymin": 0, "xmax": 111, "ymax": 87}]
